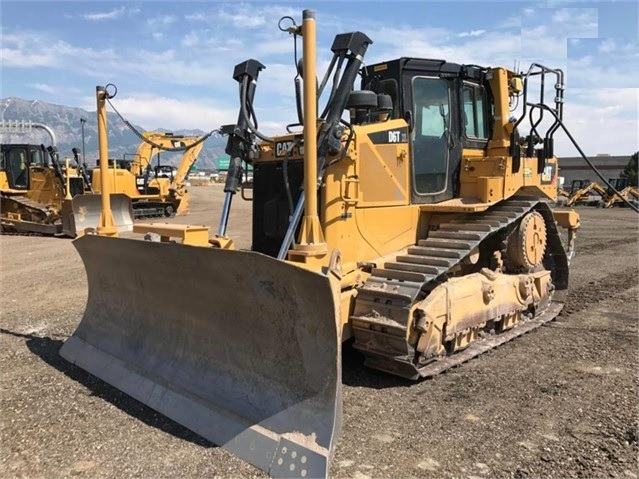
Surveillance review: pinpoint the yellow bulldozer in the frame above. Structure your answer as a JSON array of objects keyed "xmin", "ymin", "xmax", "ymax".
[
  {"xmin": 0, "ymin": 121, "xmax": 133, "ymax": 236},
  {"xmin": 61, "ymin": 11, "xmax": 588, "ymax": 478},
  {"xmin": 91, "ymin": 127, "xmax": 205, "ymax": 218}
]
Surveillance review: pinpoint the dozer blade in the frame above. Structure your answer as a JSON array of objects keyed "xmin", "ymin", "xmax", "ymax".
[
  {"xmin": 61, "ymin": 194, "xmax": 134, "ymax": 237},
  {"xmin": 60, "ymin": 235, "xmax": 342, "ymax": 478}
]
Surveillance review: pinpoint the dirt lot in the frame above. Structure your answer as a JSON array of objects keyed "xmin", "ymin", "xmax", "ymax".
[{"xmin": 1, "ymin": 185, "xmax": 637, "ymax": 479}]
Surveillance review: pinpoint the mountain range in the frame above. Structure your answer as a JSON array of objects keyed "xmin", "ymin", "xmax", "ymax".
[{"xmin": 0, "ymin": 97, "xmax": 228, "ymax": 171}]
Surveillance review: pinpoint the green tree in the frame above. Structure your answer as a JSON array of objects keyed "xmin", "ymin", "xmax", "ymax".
[{"xmin": 623, "ymin": 151, "xmax": 638, "ymax": 186}]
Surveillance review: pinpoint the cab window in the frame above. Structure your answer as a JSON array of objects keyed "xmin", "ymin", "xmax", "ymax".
[
  {"xmin": 462, "ymin": 83, "xmax": 489, "ymax": 140},
  {"xmin": 30, "ymin": 148, "xmax": 45, "ymax": 166}
]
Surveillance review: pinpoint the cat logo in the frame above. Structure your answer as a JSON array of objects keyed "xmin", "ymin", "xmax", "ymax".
[{"xmin": 275, "ymin": 140, "xmax": 304, "ymax": 157}]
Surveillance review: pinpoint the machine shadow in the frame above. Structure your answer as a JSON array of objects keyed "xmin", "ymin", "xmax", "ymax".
[
  {"xmin": 341, "ymin": 339, "xmax": 413, "ymax": 389},
  {"xmin": 0, "ymin": 328, "xmax": 214, "ymax": 449}
]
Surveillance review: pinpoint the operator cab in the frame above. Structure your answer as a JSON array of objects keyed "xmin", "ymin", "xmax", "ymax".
[
  {"xmin": 0, "ymin": 144, "xmax": 46, "ymax": 190},
  {"xmin": 362, "ymin": 58, "xmax": 492, "ymax": 204}
]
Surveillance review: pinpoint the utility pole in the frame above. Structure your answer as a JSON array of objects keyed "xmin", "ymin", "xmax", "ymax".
[{"xmin": 80, "ymin": 117, "xmax": 87, "ymax": 167}]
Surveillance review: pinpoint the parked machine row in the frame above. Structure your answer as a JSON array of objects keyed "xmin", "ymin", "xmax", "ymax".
[
  {"xmin": 0, "ymin": 122, "xmax": 133, "ymax": 236},
  {"xmin": 558, "ymin": 177, "xmax": 638, "ymax": 208},
  {"xmin": 1, "ymin": 120, "xmax": 206, "ymax": 235}
]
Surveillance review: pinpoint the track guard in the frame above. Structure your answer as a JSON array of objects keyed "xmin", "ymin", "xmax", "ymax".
[{"xmin": 60, "ymin": 235, "xmax": 342, "ymax": 478}]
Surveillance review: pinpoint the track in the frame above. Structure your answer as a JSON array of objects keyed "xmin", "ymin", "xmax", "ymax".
[
  {"xmin": 0, "ymin": 195, "xmax": 62, "ymax": 235},
  {"xmin": 351, "ymin": 198, "xmax": 569, "ymax": 379}
]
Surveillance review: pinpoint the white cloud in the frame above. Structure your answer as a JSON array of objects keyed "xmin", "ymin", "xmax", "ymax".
[
  {"xmin": 146, "ymin": 14, "xmax": 177, "ymax": 28},
  {"xmin": 29, "ymin": 83, "xmax": 56, "ymax": 94},
  {"xmin": 181, "ymin": 31, "xmax": 201, "ymax": 48},
  {"xmin": 2, "ymin": 48, "xmax": 53, "ymax": 68},
  {"xmin": 217, "ymin": 3, "xmax": 300, "ymax": 30},
  {"xmin": 71, "ymin": 91, "xmax": 294, "ymax": 138},
  {"xmin": 498, "ymin": 15, "xmax": 521, "ymax": 30},
  {"xmin": 364, "ymin": 25, "xmax": 521, "ymax": 69},
  {"xmin": 567, "ymin": 39, "xmax": 639, "ymax": 88},
  {"xmin": 561, "ymin": 89, "xmax": 638, "ymax": 156},
  {"xmin": 185, "ymin": 13, "xmax": 206, "ymax": 22},
  {"xmin": 1, "ymin": 33, "xmax": 117, "ymax": 68},
  {"xmin": 522, "ymin": 7, "xmax": 598, "ymax": 58},
  {"xmin": 0, "ymin": 31, "xmax": 228, "ymax": 89},
  {"xmin": 458, "ymin": 30, "xmax": 486, "ymax": 38},
  {"xmin": 83, "ymin": 7, "xmax": 126, "ymax": 21},
  {"xmin": 552, "ymin": 7, "xmax": 598, "ymax": 29},
  {"xmin": 598, "ymin": 39, "xmax": 617, "ymax": 53},
  {"xmin": 2, "ymin": 3, "xmax": 636, "ymax": 157},
  {"xmin": 97, "ymin": 94, "xmax": 240, "ymax": 131},
  {"xmin": 219, "ymin": 11, "xmax": 265, "ymax": 29}
]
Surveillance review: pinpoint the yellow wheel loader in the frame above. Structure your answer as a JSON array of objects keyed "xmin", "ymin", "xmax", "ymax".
[
  {"xmin": 61, "ymin": 11, "xmax": 587, "ymax": 478},
  {"xmin": 91, "ymin": 129, "xmax": 205, "ymax": 218},
  {"xmin": 0, "ymin": 121, "xmax": 133, "ymax": 236}
]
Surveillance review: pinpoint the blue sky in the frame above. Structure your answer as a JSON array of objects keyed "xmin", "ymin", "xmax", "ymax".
[{"xmin": 1, "ymin": 0, "xmax": 638, "ymax": 156}]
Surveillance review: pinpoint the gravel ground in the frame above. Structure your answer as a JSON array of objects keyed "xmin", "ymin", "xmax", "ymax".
[{"xmin": 1, "ymin": 184, "xmax": 637, "ymax": 479}]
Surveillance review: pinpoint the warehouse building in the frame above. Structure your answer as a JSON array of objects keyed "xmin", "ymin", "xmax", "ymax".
[{"xmin": 558, "ymin": 154, "xmax": 630, "ymax": 188}]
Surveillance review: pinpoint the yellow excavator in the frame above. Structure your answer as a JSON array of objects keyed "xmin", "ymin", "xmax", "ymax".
[
  {"xmin": 61, "ymin": 11, "xmax": 585, "ymax": 478},
  {"xmin": 91, "ymin": 130, "xmax": 205, "ymax": 217},
  {"xmin": 0, "ymin": 121, "xmax": 133, "ymax": 236},
  {"xmin": 603, "ymin": 177, "xmax": 639, "ymax": 208},
  {"xmin": 565, "ymin": 179, "xmax": 609, "ymax": 207}
]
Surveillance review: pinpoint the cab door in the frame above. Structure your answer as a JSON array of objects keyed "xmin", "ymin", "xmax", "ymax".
[
  {"xmin": 4, "ymin": 146, "xmax": 29, "ymax": 190},
  {"xmin": 405, "ymin": 74, "xmax": 462, "ymax": 204}
]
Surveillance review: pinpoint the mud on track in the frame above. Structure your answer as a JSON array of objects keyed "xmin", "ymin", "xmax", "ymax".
[{"xmin": 1, "ymin": 188, "xmax": 637, "ymax": 479}]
